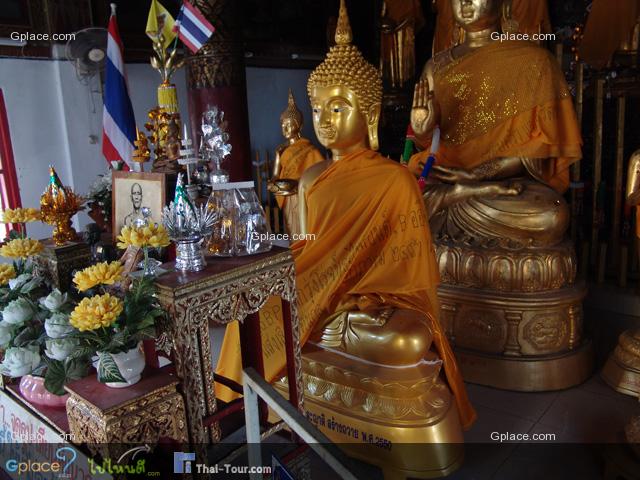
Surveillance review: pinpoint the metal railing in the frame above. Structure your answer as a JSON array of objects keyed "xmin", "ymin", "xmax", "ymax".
[{"xmin": 242, "ymin": 367, "xmax": 358, "ymax": 480}]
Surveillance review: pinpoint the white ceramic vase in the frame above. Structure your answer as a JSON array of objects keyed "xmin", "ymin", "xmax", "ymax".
[{"xmin": 96, "ymin": 343, "xmax": 145, "ymax": 388}]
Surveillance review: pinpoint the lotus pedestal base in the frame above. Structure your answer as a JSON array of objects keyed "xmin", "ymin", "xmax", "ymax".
[{"xmin": 275, "ymin": 346, "xmax": 464, "ymax": 480}]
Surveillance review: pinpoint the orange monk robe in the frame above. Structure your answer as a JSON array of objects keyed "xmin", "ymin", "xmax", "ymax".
[
  {"xmin": 432, "ymin": 0, "xmax": 551, "ymax": 54},
  {"xmin": 579, "ymin": 0, "xmax": 640, "ymax": 69},
  {"xmin": 410, "ymin": 41, "xmax": 582, "ymax": 193},
  {"xmin": 216, "ymin": 149, "xmax": 477, "ymax": 430}
]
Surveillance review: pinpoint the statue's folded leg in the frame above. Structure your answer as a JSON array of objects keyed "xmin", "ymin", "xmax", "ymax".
[{"xmin": 310, "ymin": 307, "xmax": 435, "ymax": 366}]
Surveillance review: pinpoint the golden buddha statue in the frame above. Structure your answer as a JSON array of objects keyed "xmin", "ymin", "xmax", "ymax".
[
  {"xmin": 433, "ymin": 0, "xmax": 551, "ymax": 54},
  {"xmin": 267, "ymin": 90, "xmax": 324, "ymax": 236},
  {"xmin": 579, "ymin": 0, "xmax": 640, "ymax": 69},
  {"xmin": 602, "ymin": 150, "xmax": 640, "ymax": 396},
  {"xmin": 217, "ymin": 1, "xmax": 475, "ymax": 477},
  {"xmin": 408, "ymin": 0, "xmax": 591, "ymax": 391}
]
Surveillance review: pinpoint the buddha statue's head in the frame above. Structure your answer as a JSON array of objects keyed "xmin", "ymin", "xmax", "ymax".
[
  {"xmin": 307, "ymin": 0, "xmax": 382, "ymax": 155},
  {"xmin": 452, "ymin": 0, "xmax": 504, "ymax": 31},
  {"xmin": 280, "ymin": 89, "xmax": 303, "ymax": 141}
]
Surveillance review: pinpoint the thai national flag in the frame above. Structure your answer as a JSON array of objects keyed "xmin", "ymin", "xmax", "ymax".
[
  {"xmin": 174, "ymin": 1, "xmax": 215, "ymax": 53},
  {"xmin": 102, "ymin": 8, "xmax": 136, "ymax": 169}
]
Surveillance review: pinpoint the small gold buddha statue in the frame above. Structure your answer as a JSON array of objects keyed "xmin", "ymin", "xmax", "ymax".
[
  {"xmin": 165, "ymin": 117, "xmax": 181, "ymax": 162},
  {"xmin": 267, "ymin": 90, "xmax": 324, "ymax": 236},
  {"xmin": 408, "ymin": 0, "xmax": 591, "ymax": 391},
  {"xmin": 602, "ymin": 150, "xmax": 640, "ymax": 396},
  {"xmin": 217, "ymin": 2, "xmax": 475, "ymax": 477}
]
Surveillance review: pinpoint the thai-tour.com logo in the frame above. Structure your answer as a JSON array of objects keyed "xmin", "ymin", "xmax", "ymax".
[
  {"xmin": 174, "ymin": 452, "xmax": 195, "ymax": 474},
  {"xmin": 4, "ymin": 446, "xmax": 76, "ymax": 477}
]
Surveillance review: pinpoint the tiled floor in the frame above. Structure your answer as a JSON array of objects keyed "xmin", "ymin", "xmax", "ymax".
[{"xmin": 449, "ymin": 374, "xmax": 640, "ymax": 479}]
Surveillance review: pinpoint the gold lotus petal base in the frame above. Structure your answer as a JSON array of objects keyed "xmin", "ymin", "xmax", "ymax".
[
  {"xmin": 275, "ymin": 348, "xmax": 465, "ymax": 479},
  {"xmin": 454, "ymin": 341, "xmax": 594, "ymax": 391},
  {"xmin": 601, "ymin": 356, "xmax": 640, "ymax": 397}
]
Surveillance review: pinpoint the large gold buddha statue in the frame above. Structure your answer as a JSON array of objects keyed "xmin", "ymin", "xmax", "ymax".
[
  {"xmin": 267, "ymin": 90, "xmax": 324, "ymax": 236},
  {"xmin": 408, "ymin": 0, "xmax": 592, "ymax": 390},
  {"xmin": 602, "ymin": 150, "xmax": 640, "ymax": 396},
  {"xmin": 217, "ymin": 1, "xmax": 475, "ymax": 478}
]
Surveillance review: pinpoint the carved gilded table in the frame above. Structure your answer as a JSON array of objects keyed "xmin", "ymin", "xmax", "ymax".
[
  {"xmin": 154, "ymin": 246, "xmax": 303, "ymax": 445},
  {"xmin": 65, "ymin": 367, "xmax": 188, "ymax": 459}
]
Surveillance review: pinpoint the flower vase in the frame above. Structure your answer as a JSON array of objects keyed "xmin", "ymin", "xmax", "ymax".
[
  {"xmin": 96, "ymin": 343, "xmax": 145, "ymax": 388},
  {"xmin": 19, "ymin": 375, "xmax": 69, "ymax": 408},
  {"xmin": 175, "ymin": 236, "xmax": 206, "ymax": 272}
]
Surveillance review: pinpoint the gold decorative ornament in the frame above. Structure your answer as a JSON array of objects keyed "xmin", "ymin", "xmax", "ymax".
[
  {"xmin": 132, "ymin": 128, "xmax": 151, "ymax": 171},
  {"xmin": 602, "ymin": 149, "xmax": 640, "ymax": 396},
  {"xmin": 409, "ymin": 0, "xmax": 590, "ymax": 391},
  {"xmin": 268, "ymin": 89, "xmax": 325, "ymax": 235},
  {"xmin": 39, "ymin": 166, "xmax": 84, "ymax": 246},
  {"xmin": 147, "ymin": 22, "xmax": 184, "ymax": 174}
]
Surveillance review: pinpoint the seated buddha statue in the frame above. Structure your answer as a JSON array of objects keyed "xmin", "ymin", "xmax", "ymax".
[
  {"xmin": 267, "ymin": 90, "xmax": 324, "ymax": 236},
  {"xmin": 408, "ymin": 0, "xmax": 591, "ymax": 391},
  {"xmin": 602, "ymin": 150, "xmax": 640, "ymax": 396},
  {"xmin": 217, "ymin": 1, "xmax": 475, "ymax": 477}
]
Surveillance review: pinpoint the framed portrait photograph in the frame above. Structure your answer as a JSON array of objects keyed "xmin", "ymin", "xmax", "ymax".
[{"xmin": 111, "ymin": 171, "xmax": 167, "ymax": 243}]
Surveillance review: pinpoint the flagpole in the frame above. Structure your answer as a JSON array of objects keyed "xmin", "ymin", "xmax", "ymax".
[{"xmin": 170, "ymin": 4, "xmax": 182, "ymax": 54}]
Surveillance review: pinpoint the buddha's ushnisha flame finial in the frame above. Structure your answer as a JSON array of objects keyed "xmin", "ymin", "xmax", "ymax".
[
  {"xmin": 335, "ymin": 0, "xmax": 353, "ymax": 45},
  {"xmin": 307, "ymin": 0, "xmax": 382, "ymax": 115},
  {"xmin": 280, "ymin": 88, "xmax": 303, "ymax": 127}
]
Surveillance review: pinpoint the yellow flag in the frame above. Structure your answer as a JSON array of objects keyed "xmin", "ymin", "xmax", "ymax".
[{"xmin": 146, "ymin": 0, "xmax": 175, "ymax": 50}]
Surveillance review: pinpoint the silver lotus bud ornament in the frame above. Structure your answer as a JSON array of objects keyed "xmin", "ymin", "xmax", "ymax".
[
  {"xmin": 162, "ymin": 173, "xmax": 217, "ymax": 272},
  {"xmin": 201, "ymin": 105, "xmax": 231, "ymax": 184}
]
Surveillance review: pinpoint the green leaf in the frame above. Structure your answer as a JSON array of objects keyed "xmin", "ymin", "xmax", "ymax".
[
  {"xmin": 13, "ymin": 326, "xmax": 39, "ymax": 347},
  {"xmin": 67, "ymin": 346, "xmax": 94, "ymax": 360},
  {"xmin": 43, "ymin": 360, "xmax": 67, "ymax": 395},
  {"xmin": 64, "ymin": 357, "xmax": 89, "ymax": 380},
  {"xmin": 43, "ymin": 357, "xmax": 90, "ymax": 396},
  {"xmin": 97, "ymin": 352, "xmax": 125, "ymax": 383}
]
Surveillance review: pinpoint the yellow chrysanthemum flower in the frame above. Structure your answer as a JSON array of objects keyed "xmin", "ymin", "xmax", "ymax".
[
  {"xmin": 0, "ymin": 238, "xmax": 44, "ymax": 259},
  {"xmin": 69, "ymin": 293, "xmax": 123, "ymax": 331},
  {"xmin": 117, "ymin": 224, "xmax": 170, "ymax": 249},
  {"xmin": 73, "ymin": 261, "xmax": 124, "ymax": 292},
  {"xmin": 0, "ymin": 264, "xmax": 16, "ymax": 286},
  {"xmin": 0, "ymin": 208, "xmax": 41, "ymax": 223}
]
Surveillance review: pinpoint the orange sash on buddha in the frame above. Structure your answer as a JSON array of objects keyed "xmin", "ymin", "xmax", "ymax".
[
  {"xmin": 411, "ymin": 41, "xmax": 582, "ymax": 193},
  {"xmin": 579, "ymin": 0, "xmax": 640, "ymax": 69},
  {"xmin": 215, "ymin": 149, "xmax": 476, "ymax": 430},
  {"xmin": 276, "ymin": 138, "xmax": 324, "ymax": 209}
]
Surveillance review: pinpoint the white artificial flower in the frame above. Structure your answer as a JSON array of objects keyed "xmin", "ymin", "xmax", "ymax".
[
  {"xmin": 0, "ymin": 346, "xmax": 40, "ymax": 377},
  {"xmin": 1, "ymin": 297, "xmax": 34, "ymax": 325},
  {"xmin": 8, "ymin": 273, "xmax": 31, "ymax": 291},
  {"xmin": 0, "ymin": 322, "xmax": 13, "ymax": 348},
  {"xmin": 44, "ymin": 338, "xmax": 78, "ymax": 361},
  {"xmin": 39, "ymin": 289, "xmax": 68, "ymax": 312},
  {"xmin": 44, "ymin": 313, "xmax": 74, "ymax": 339}
]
